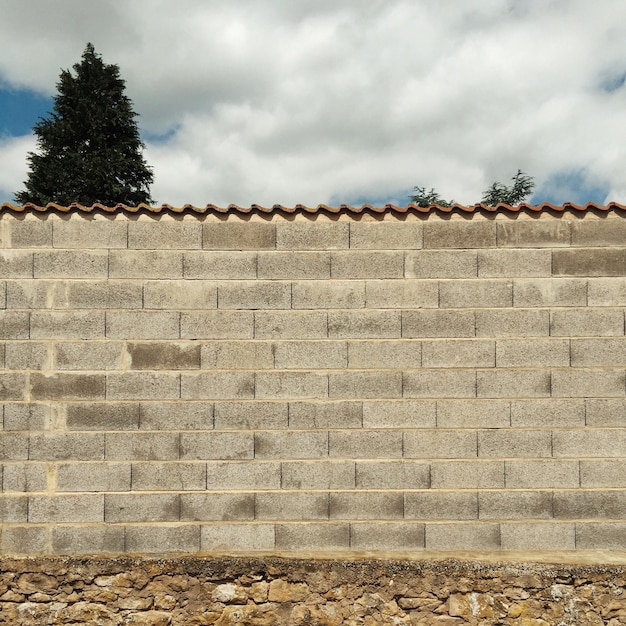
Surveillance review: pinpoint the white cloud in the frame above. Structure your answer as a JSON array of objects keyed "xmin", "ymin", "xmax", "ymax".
[{"xmin": 0, "ymin": 135, "xmax": 35, "ymax": 202}]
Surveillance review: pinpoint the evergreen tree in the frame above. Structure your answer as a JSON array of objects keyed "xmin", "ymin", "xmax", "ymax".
[
  {"xmin": 481, "ymin": 169, "xmax": 534, "ymax": 206},
  {"xmin": 15, "ymin": 43, "xmax": 153, "ymax": 206}
]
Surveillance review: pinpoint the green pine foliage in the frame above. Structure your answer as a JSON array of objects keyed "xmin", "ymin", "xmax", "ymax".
[{"xmin": 15, "ymin": 43, "xmax": 154, "ymax": 206}]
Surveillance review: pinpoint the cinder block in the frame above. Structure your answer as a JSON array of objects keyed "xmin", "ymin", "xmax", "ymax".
[
  {"xmin": 505, "ymin": 460, "xmax": 580, "ymax": 488},
  {"xmin": 436, "ymin": 399, "xmax": 510, "ymax": 428},
  {"xmin": 292, "ymin": 280, "xmax": 365, "ymax": 309},
  {"xmin": 552, "ymin": 368, "xmax": 625, "ymax": 398},
  {"xmin": 255, "ymin": 372, "xmax": 328, "ymax": 399},
  {"xmin": 281, "ymin": 460, "xmax": 355, "ymax": 489},
  {"xmin": 0, "ymin": 374, "xmax": 26, "ymax": 401},
  {"xmin": 275, "ymin": 522, "xmax": 349, "ymax": 549},
  {"xmin": 554, "ymin": 490, "xmax": 626, "ymax": 519},
  {"xmin": 348, "ymin": 340, "xmax": 421, "ymax": 369},
  {"xmin": 329, "ymin": 431, "xmax": 403, "ymax": 459},
  {"xmin": 128, "ymin": 342, "xmax": 200, "ymax": 370},
  {"xmin": 105, "ymin": 493, "xmax": 179, "ymax": 522},
  {"xmin": 431, "ymin": 460, "xmax": 504, "ymax": 488},
  {"xmin": 2, "ymin": 462, "xmax": 47, "ymax": 492},
  {"xmin": 218, "ymin": 281, "xmax": 291, "ymax": 309},
  {"xmin": 109, "ymin": 250, "xmax": 183, "ymax": 278},
  {"xmin": 585, "ymin": 399, "xmax": 626, "ymax": 426},
  {"xmin": 553, "ymin": 429, "xmax": 626, "ymax": 458},
  {"xmin": 9, "ymin": 217, "xmax": 53, "ymax": 248},
  {"xmin": 402, "ymin": 310, "xmax": 475, "ymax": 338},
  {"xmin": 405, "ymin": 491, "xmax": 478, "ymax": 521},
  {"xmin": 350, "ymin": 522, "xmax": 425, "ymax": 550},
  {"xmin": 476, "ymin": 309, "xmax": 550, "ymax": 337},
  {"xmin": 587, "ymin": 277, "xmax": 626, "ymax": 306},
  {"xmin": 206, "ymin": 461, "xmax": 281, "ymax": 490},
  {"xmin": 403, "ymin": 430, "xmax": 477, "ymax": 458},
  {"xmin": 202, "ymin": 522, "xmax": 275, "ymax": 550},
  {"xmin": 0, "ymin": 496, "xmax": 27, "ymax": 522},
  {"xmin": 479, "ymin": 491, "xmax": 553, "ymax": 519},
  {"xmin": 277, "ymin": 221, "xmax": 349, "ymax": 250},
  {"xmin": 51, "ymin": 526, "xmax": 125, "ymax": 554},
  {"xmin": 500, "ymin": 523, "xmax": 575, "ymax": 550},
  {"xmin": 575, "ymin": 522, "xmax": 626, "ymax": 550},
  {"xmin": 550, "ymin": 309, "xmax": 624, "ymax": 337},
  {"xmin": 256, "ymin": 492, "xmax": 329, "ymax": 520},
  {"xmin": 330, "ymin": 492, "xmax": 403, "ymax": 519},
  {"xmin": 5, "ymin": 342, "xmax": 49, "ymax": 370},
  {"xmin": 363, "ymin": 400, "xmax": 436, "ymax": 428},
  {"xmin": 258, "ymin": 251, "xmax": 330, "ymax": 279},
  {"xmin": 439, "ymin": 279, "xmax": 512, "ymax": 308},
  {"xmin": 328, "ymin": 311, "xmax": 401, "ymax": 338},
  {"xmin": 29, "ymin": 433, "xmax": 104, "ymax": 461},
  {"xmin": 289, "ymin": 401, "xmax": 361, "ymax": 429},
  {"xmin": 553, "ymin": 248, "xmax": 626, "ymax": 276},
  {"xmin": 424, "ymin": 221, "xmax": 496, "ymax": 249},
  {"xmin": 0, "ymin": 251, "xmax": 33, "ymax": 278},
  {"xmin": 126, "ymin": 524, "xmax": 200, "ymax": 552},
  {"xmin": 356, "ymin": 460, "xmax": 429, "ymax": 489},
  {"xmin": 31, "ymin": 311, "xmax": 104, "ymax": 339},
  {"xmin": 66, "ymin": 402, "xmax": 139, "ymax": 430},
  {"xmin": 366, "ymin": 279, "xmax": 438, "ymax": 309},
  {"xmin": 106, "ymin": 372, "xmax": 180, "ymax": 400},
  {"xmin": 53, "ymin": 217, "xmax": 127, "ymax": 248},
  {"xmin": 478, "ymin": 429, "xmax": 551, "ymax": 458},
  {"xmin": 425, "ymin": 523, "xmax": 500, "ymax": 550},
  {"xmin": 496, "ymin": 220, "xmax": 571, "ymax": 247},
  {"xmin": 57, "ymin": 462, "xmax": 131, "ymax": 492},
  {"xmin": 55, "ymin": 341, "xmax": 122, "ymax": 370},
  {"xmin": 128, "ymin": 220, "xmax": 202, "ymax": 249},
  {"xmin": 33, "ymin": 250, "xmax": 108, "ymax": 278},
  {"xmin": 0, "ymin": 433, "xmax": 29, "ymax": 460},
  {"xmin": 31, "ymin": 373, "xmax": 105, "ymax": 401},
  {"xmin": 203, "ymin": 221, "xmax": 276, "ymax": 250},
  {"xmin": 254, "ymin": 311, "xmax": 327, "ymax": 339},
  {"xmin": 106, "ymin": 311, "xmax": 180, "ymax": 340},
  {"xmin": 181, "ymin": 311, "xmax": 254, "ymax": 339},
  {"xmin": 181, "ymin": 493, "xmax": 254, "ymax": 521},
  {"xmin": 3, "ymin": 403, "xmax": 49, "ymax": 430},
  {"xmin": 513, "ymin": 278, "xmax": 587, "ymax": 307},
  {"xmin": 183, "ymin": 251, "xmax": 256, "ymax": 279},
  {"xmin": 496, "ymin": 338, "xmax": 570, "ymax": 367},
  {"xmin": 477, "ymin": 369, "xmax": 550, "ymax": 398},
  {"xmin": 571, "ymin": 218, "xmax": 626, "ymax": 246},
  {"xmin": 29, "ymin": 494, "xmax": 104, "ymax": 523},
  {"xmin": 403, "ymin": 370, "xmax": 476, "ymax": 398},
  {"xmin": 143, "ymin": 279, "xmax": 217, "ymax": 309},
  {"xmin": 510, "ymin": 399, "xmax": 585, "ymax": 427},
  {"xmin": 105, "ymin": 432, "xmax": 179, "ymax": 461},
  {"xmin": 329, "ymin": 371, "xmax": 402, "ymax": 399},
  {"xmin": 405, "ymin": 250, "xmax": 477, "ymax": 279},
  {"xmin": 255, "ymin": 431, "xmax": 328, "ymax": 459},
  {"xmin": 180, "ymin": 432, "xmax": 254, "ymax": 460},
  {"xmin": 140, "ymin": 401, "xmax": 213, "ymax": 430},
  {"xmin": 581, "ymin": 460, "xmax": 626, "ymax": 487},
  {"xmin": 422, "ymin": 339, "xmax": 494, "ymax": 368},
  {"xmin": 478, "ymin": 249, "xmax": 552, "ymax": 277},
  {"xmin": 53, "ymin": 280, "xmax": 143, "ymax": 309},
  {"xmin": 6, "ymin": 280, "xmax": 50, "ymax": 308},
  {"xmin": 0, "ymin": 526, "xmax": 48, "ymax": 554},
  {"xmin": 215, "ymin": 401, "xmax": 288, "ymax": 430},
  {"xmin": 571, "ymin": 338, "xmax": 626, "ymax": 366},
  {"xmin": 131, "ymin": 462, "xmax": 206, "ymax": 491},
  {"xmin": 181, "ymin": 372, "xmax": 255, "ymax": 400},
  {"xmin": 331, "ymin": 251, "xmax": 404, "ymax": 279},
  {"xmin": 350, "ymin": 221, "xmax": 422, "ymax": 250},
  {"xmin": 274, "ymin": 340, "xmax": 346, "ymax": 369}
]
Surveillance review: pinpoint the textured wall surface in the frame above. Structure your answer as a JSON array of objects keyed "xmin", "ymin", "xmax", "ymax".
[{"xmin": 0, "ymin": 209, "xmax": 624, "ymax": 556}]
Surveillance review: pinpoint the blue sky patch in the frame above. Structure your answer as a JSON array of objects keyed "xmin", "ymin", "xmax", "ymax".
[
  {"xmin": 533, "ymin": 171, "xmax": 608, "ymax": 206},
  {"xmin": 0, "ymin": 87, "xmax": 52, "ymax": 137}
]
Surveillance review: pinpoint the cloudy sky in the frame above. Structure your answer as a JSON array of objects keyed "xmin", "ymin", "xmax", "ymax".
[{"xmin": 1, "ymin": 0, "xmax": 625, "ymax": 207}]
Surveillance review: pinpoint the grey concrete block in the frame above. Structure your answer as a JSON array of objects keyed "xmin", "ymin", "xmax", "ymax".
[
  {"xmin": 350, "ymin": 522, "xmax": 425, "ymax": 550},
  {"xmin": 57, "ymin": 462, "xmax": 131, "ymax": 492},
  {"xmin": 571, "ymin": 338, "xmax": 626, "ymax": 366},
  {"xmin": 505, "ymin": 460, "xmax": 580, "ymax": 488},
  {"xmin": 281, "ymin": 460, "xmax": 355, "ymax": 489},
  {"xmin": 581, "ymin": 460, "xmax": 626, "ymax": 487},
  {"xmin": 128, "ymin": 220, "xmax": 202, "ymax": 249},
  {"xmin": 254, "ymin": 311, "xmax": 327, "ymax": 339},
  {"xmin": 329, "ymin": 371, "xmax": 403, "ymax": 399},
  {"xmin": 0, "ymin": 251, "xmax": 33, "ymax": 278},
  {"xmin": 126, "ymin": 524, "xmax": 200, "ymax": 552},
  {"xmin": 363, "ymin": 400, "xmax": 436, "ymax": 428},
  {"xmin": 350, "ymin": 221, "xmax": 423, "ymax": 250},
  {"xmin": 203, "ymin": 221, "xmax": 276, "ymax": 250},
  {"xmin": 329, "ymin": 431, "xmax": 403, "ymax": 459},
  {"xmin": 0, "ymin": 526, "xmax": 48, "ymax": 554},
  {"xmin": 476, "ymin": 309, "xmax": 550, "ymax": 337},
  {"xmin": 256, "ymin": 492, "xmax": 329, "ymax": 520},
  {"xmin": 585, "ymin": 399, "xmax": 626, "ymax": 426},
  {"xmin": 348, "ymin": 340, "xmax": 421, "ymax": 369},
  {"xmin": 292, "ymin": 280, "xmax": 365, "ymax": 309},
  {"xmin": 431, "ymin": 460, "xmax": 504, "ymax": 488},
  {"xmin": 588, "ymin": 277, "xmax": 626, "ymax": 306},
  {"xmin": 479, "ymin": 491, "xmax": 553, "ymax": 519},
  {"xmin": 510, "ymin": 399, "xmax": 585, "ymax": 427},
  {"xmin": 405, "ymin": 492, "xmax": 479, "ymax": 520},
  {"xmin": 0, "ymin": 433, "xmax": 29, "ymax": 460},
  {"xmin": 106, "ymin": 311, "xmax": 180, "ymax": 340},
  {"xmin": 275, "ymin": 522, "xmax": 349, "ymax": 549},
  {"xmin": 51, "ymin": 526, "xmax": 125, "ymax": 554},
  {"xmin": 403, "ymin": 370, "xmax": 476, "ymax": 398},
  {"xmin": 31, "ymin": 373, "xmax": 105, "ymax": 401},
  {"xmin": 255, "ymin": 372, "xmax": 328, "ymax": 399},
  {"xmin": 31, "ymin": 311, "xmax": 104, "ymax": 339},
  {"xmin": 425, "ymin": 522, "xmax": 500, "ymax": 550},
  {"xmin": 55, "ymin": 341, "xmax": 122, "ymax": 370},
  {"xmin": 109, "ymin": 250, "xmax": 183, "ymax": 278},
  {"xmin": 53, "ymin": 217, "xmax": 127, "ymax": 248},
  {"xmin": 571, "ymin": 218, "xmax": 626, "ymax": 246},
  {"xmin": 329, "ymin": 311, "xmax": 401, "ymax": 338},
  {"xmin": 0, "ymin": 373, "xmax": 26, "ymax": 401},
  {"xmin": 496, "ymin": 220, "xmax": 571, "ymax": 247},
  {"xmin": 424, "ymin": 220, "xmax": 496, "ymax": 249},
  {"xmin": 3, "ymin": 403, "xmax": 49, "ymax": 431},
  {"xmin": 476, "ymin": 369, "xmax": 550, "ymax": 398},
  {"xmin": 218, "ymin": 280, "xmax": 291, "ymax": 309},
  {"xmin": 66, "ymin": 402, "xmax": 140, "ymax": 430},
  {"xmin": 277, "ymin": 221, "xmax": 349, "ymax": 250},
  {"xmin": 29, "ymin": 433, "xmax": 104, "ymax": 461},
  {"xmin": 140, "ymin": 401, "xmax": 214, "ymax": 430},
  {"xmin": 0, "ymin": 495, "xmax": 27, "ymax": 522},
  {"xmin": 496, "ymin": 338, "xmax": 570, "ymax": 367},
  {"xmin": 2, "ymin": 462, "xmax": 47, "ymax": 492},
  {"xmin": 9, "ymin": 217, "xmax": 53, "ymax": 248},
  {"xmin": 182, "ymin": 372, "xmax": 256, "ymax": 400},
  {"xmin": 289, "ymin": 401, "xmax": 361, "ymax": 429},
  {"xmin": 422, "ymin": 339, "xmax": 494, "ymax": 368},
  {"xmin": 500, "ymin": 523, "xmax": 575, "ymax": 550},
  {"xmin": 54, "ymin": 279, "xmax": 143, "ymax": 309},
  {"xmin": 478, "ymin": 429, "xmax": 551, "ymax": 458},
  {"xmin": 356, "ymin": 460, "xmax": 429, "ymax": 489},
  {"xmin": 365, "ymin": 279, "xmax": 438, "ymax": 309},
  {"xmin": 34, "ymin": 250, "xmax": 108, "ymax": 278},
  {"xmin": 215, "ymin": 401, "xmax": 288, "ymax": 430},
  {"xmin": 105, "ymin": 432, "xmax": 179, "ymax": 461},
  {"xmin": 105, "ymin": 493, "xmax": 179, "ymax": 522},
  {"xmin": 553, "ymin": 428, "xmax": 626, "ymax": 458},
  {"xmin": 183, "ymin": 251, "xmax": 257, "ymax": 280},
  {"xmin": 550, "ymin": 308, "xmax": 624, "ymax": 336},
  {"xmin": 255, "ymin": 432, "xmax": 328, "ymax": 459},
  {"xmin": 258, "ymin": 251, "xmax": 330, "ymax": 279},
  {"xmin": 402, "ymin": 310, "xmax": 476, "ymax": 338},
  {"xmin": 575, "ymin": 522, "xmax": 626, "ymax": 550},
  {"xmin": 478, "ymin": 249, "xmax": 552, "ymax": 277},
  {"xmin": 201, "ymin": 522, "xmax": 275, "ymax": 550},
  {"xmin": 143, "ymin": 279, "xmax": 217, "ymax": 309},
  {"xmin": 181, "ymin": 493, "xmax": 254, "ymax": 521},
  {"xmin": 132, "ymin": 462, "xmax": 206, "ymax": 491},
  {"xmin": 106, "ymin": 372, "xmax": 180, "ymax": 400},
  {"xmin": 128, "ymin": 342, "xmax": 200, "ymax": 370},
  {"xmin": 274, "ymin": 340, "xmax": 346, "ymax": 369},
  {"xmin": 551, "ymin": 368, "xmax": 625, "ymax": 398},
  {"xmin": 331, "ymin": 251, "xmax": 404, "ymax": 279},
  {"xmin": 403, "ymin": 430, "xmax": 477, "ymax": 458},
  {"xmin": 182, "ymin": 311, "xmax": 254, "ymax": 339},
  {"xmin": 181, "ymin": 431, "xmax": 253, "ymax": 460},
  {"xmin": 405, "ymin": 250, "xmax": 477, "ymax": 278},
  {"xmin": 330, "ymin": 492, "xmax": 403, "ymax": 519},
  {"xmin": 6, "ymin": 280, "xmax": 49, "ymax": 308},
  {"xmin": 29, "ymin": 494, "xmax": 103, "ymax": 523},
  {"xmin": 439, "ymin": 279, "xmax": 513, "ymax": 308},
  {"xmin": 5, "ymin": 342, "xmax": 49, "ymax": 370},
  {"xmin": 553, "ymin": 248, "xmax": 626, "ymax": 276},
  {"xmin": 436, "ymin": 399, "xmax": 510, "ymax": 429},
  {"xmin": 513, "ymin": 278, "xmax": 587, "ymax": 307},
  {"xmin": 554, "ymin": 490, "xmax": 626, "ymax": 519},
  {"xmin": 206, "ymin": 460, "xmax": 281, "ymax": 490}
]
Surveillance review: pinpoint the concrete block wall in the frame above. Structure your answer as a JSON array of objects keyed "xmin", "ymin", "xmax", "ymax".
[{"xmin": 0, "ymin": 209, "xmax": 624, "ymax": 555}]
